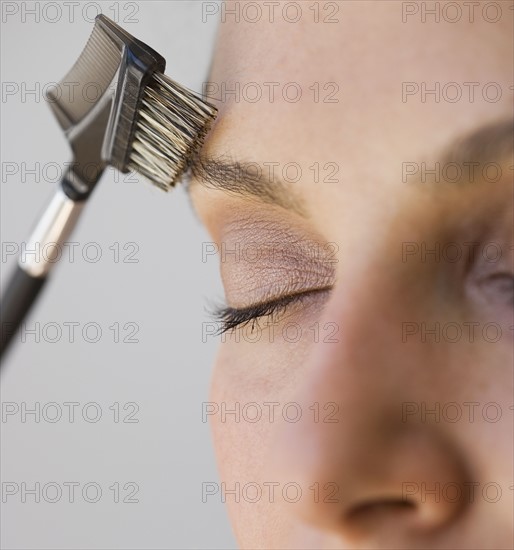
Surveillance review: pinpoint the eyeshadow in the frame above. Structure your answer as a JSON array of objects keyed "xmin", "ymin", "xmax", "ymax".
[{"xmin": 218, "ymin": 214, "xmax": 337, "ymax": 307}]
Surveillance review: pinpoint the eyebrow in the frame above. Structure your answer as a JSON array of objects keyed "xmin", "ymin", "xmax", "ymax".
[
  {"xmin": 187, "ymin": 155, "xmax": 306, "ymax": 215},
  {"xmin": 186, "ymin": 117, "xmax": 512, "ymax": 207},
  {"xmin": 439, "ymin": 117, "xmax": 512, "ymax": 168}
]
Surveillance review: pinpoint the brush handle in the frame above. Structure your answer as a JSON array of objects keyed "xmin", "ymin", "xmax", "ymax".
[
  {"xmin": 0, "ymin": 267, "xmax": 46, "ymax": 361},
  {"xmin": 0, "ymin": 182, "xmax": 86, "ymax": 366}
]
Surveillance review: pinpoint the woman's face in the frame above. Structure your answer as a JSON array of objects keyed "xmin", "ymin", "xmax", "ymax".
[{"xmin": 191, "ymin": 2, "xmax": 513, "ymax": 548}]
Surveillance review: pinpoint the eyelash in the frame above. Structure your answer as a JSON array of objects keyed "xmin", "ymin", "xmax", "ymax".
[{"xmin": 212, "ymin": 288, "xmax": 331, "ymax": 334}]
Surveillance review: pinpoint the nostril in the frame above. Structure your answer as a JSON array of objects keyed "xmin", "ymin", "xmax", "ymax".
[
  {"xmin": 352, "ymin": 499, "xmax": 416, "ymax": 513},
  {"xmin": 348, "ymin": 499, "xmax": 417, "ymax": 521},
  {"xmin": 345, "ymin": 499, "xmax": 419, "ymax": 536}
]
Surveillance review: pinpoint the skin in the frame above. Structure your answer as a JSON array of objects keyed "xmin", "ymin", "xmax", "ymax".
[{"xmin": 190, "ymin": 2, "xmax": 513, "ymax": 548}]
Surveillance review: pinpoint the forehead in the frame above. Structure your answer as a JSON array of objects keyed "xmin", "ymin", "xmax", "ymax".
[{"xmin": 202, "ymin": 2, "xmax": 512, "ymax": 190}]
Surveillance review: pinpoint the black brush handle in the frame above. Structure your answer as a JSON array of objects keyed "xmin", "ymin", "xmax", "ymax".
[
  {"xmin": 0, "ymin": 167, "xmax": 102, "ymax": 368},
  {"xmin": 0, "ymin": 266, "xmax": 47, "ymax": 362}
]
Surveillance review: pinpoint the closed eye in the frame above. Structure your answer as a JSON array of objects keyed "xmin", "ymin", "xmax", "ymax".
[
  {"xmin": 476, "ymin": 272, "xmax": 514, "ymax": 306},
  {"xmin": 212, "ymin": 287, "xmax": 332, "ymax": 334}
]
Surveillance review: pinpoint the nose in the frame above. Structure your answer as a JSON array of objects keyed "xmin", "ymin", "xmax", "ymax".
[{"xmin": 273, "ymin": 239, "xmax": 470, "ymax": 545}]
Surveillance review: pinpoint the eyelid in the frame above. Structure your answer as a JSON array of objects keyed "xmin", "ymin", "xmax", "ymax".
[
  {"xmin": 213, "ymin": 287, "xmax": 333, "ymax": 334},
  {"xmin": 216, "ymin": 215, "xmax": 338, "ymax": 305}
]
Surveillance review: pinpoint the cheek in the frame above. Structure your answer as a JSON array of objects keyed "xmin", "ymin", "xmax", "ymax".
[
  {"xmin": 208, "ymin": 328, "xmax": 318, "ymax": 547},
  {"xmin": 209, "ymin": 345, "xmax": 286, "ymax": 547},
  {"xmin": 208, "ymin": 301, "xmax": 334, "ymax": 481}
]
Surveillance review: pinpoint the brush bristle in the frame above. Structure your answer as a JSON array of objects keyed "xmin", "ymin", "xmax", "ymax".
[{"xmin": 128, "ymin": 72, "xmax": 217, "ymax": 191}]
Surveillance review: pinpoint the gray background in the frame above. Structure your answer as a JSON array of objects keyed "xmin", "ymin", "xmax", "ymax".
[{"xmin": 0, "ymin": 1, "xmax": 235, "ymax": 548}]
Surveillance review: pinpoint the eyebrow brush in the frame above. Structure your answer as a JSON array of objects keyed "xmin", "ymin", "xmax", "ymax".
[{"xmin": 0, "ymin": 14, "xmax": 217, "ymax": 363}]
